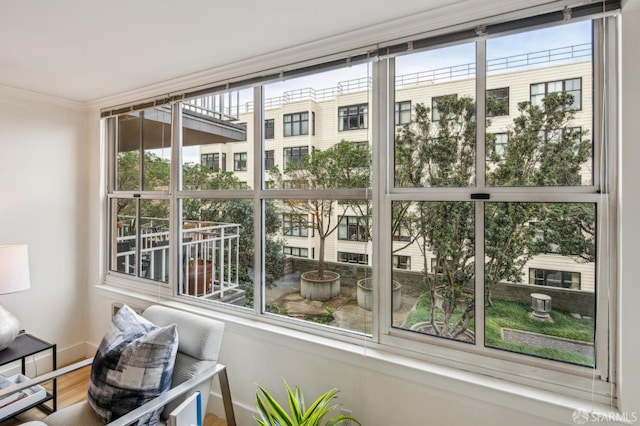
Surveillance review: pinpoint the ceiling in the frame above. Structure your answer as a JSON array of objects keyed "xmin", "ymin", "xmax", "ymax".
[{"xmin": 0, "ymin": 0, "xmax": 537, "ymax": 104}]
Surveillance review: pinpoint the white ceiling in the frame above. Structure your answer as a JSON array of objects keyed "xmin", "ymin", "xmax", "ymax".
[{"xmin": 0, "ymin": 0, "xmax": 545, "ymax": 104}]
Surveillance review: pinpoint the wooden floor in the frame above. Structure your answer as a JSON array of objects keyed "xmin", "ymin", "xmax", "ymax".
[{"xmin": 1, "ymin": 363, "xmax": 227, "ymax": 426}]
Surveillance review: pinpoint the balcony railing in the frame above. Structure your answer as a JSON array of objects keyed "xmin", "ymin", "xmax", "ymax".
[{"xmin": 115, "ymin": 219, "xmax": 242, "ymax": 302}]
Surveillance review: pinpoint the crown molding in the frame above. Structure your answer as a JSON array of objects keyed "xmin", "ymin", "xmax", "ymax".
[{"xmin": 0, "ymin": 84, "xmax": 86, "ymax": 111}]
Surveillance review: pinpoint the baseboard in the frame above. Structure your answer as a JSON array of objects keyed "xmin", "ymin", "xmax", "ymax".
[{"xmin": 207, "ymin": 389, "xmax": 256, "ymax": 425}]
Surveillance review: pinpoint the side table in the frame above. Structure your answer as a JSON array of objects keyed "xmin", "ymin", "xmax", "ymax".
[{"xmin": 0, "ymin": 333, "xmax": 56, "ymax": 422}]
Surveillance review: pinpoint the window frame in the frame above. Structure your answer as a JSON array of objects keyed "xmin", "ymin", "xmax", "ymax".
[
  {"xmin": 233, "ymin": 152, "xmax": 248, "ymax": 171},
  {"xmin": 530, "ymin": 78, "xmax": 582, "ymax": 111},
  {"xmin": 283, "ymin": 112, "xmax": 309, "ymax": 137},
  {"xmin": 103, "ymin": 12, "xmax": 617, "ymax": 404},
  {"xmin": 338, "ymin": 103, "xmax": 369, "ymax": 131}
]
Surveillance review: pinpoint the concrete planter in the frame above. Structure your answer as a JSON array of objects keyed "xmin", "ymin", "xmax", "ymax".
[
  {"xmin": 409, "ymin": 321, "xmax": 475, "ymax": 342},
  {"xmin": 300, "ymin": 271, "xmax": 341, "ymax": 301},
  {"xmin": 356, "ymin": 278, "xmax": 402, "ymax": 311}
]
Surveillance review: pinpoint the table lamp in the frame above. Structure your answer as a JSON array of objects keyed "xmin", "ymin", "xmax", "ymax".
[{"xmin": 0, "ymin": 244, "xmax": 31, "ymax": 351}]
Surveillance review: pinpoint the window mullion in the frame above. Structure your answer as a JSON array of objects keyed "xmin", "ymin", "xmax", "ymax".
[
  {"xmin": 373, "ymin": 56, "xmax": 390, "ymax": 342},
  {"xmin": 254, "ymin": 85, "xmax": 264, "ymax": 316},
  {"xmin": 170, "ymin": 103, "xmax": 182, "ymax": 295}
]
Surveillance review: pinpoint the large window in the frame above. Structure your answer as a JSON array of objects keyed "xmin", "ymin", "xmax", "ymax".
[
  {"xmin": 105, "ymin": 12, "xmax": 616, "ymax": 400},
  {"xmin": 338, "ymin": 104, "xmax": 368, "ymax": 131}
]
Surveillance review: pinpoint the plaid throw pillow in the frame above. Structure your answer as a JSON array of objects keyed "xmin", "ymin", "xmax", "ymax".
[{"xmin": 87, "ymin": 305, "xmax": 179, "ymax": 425}]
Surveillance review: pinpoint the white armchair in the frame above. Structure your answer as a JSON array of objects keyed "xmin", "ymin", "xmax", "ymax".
[{"xmin": 0, "ymin": 305, "xmax": 236, "ymax": 426}]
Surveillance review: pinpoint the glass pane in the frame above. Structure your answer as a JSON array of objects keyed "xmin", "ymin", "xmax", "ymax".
[
  {"xmin": 139, "ymin": 200, "xmax": 170, "ymax": 283},
  {"xmin": 116, "ymin": 113, "xmax": 141, "ymax": 191},
  {"xmin": 141, "ymin": 108, "xmax": 171, "ymax": 191},
  {"xmin": 111, "ymin": 198, "xmax": 137, "ymax": 276},
  {"xmin": 179, "ymin": 199, "xmax": 254, "ymax": 309},
  {"xmin": 265, "ymin": 199, "xmax": 373, "ymax": 334},
  {"xmin": 484, "ymin": 202, "xmax": 596, "ymax": 366},
  {"xmin": 486, "ymin": 21, "xmax": 593, "ymax": 186},
  {"xmin": 181, "ymin": 88, "xmax": 253, "ymax": 190},
  {"xmin": 115, "ymin": 108, "xmax": 172, "ymax": 192},
  {"xmin": 264, "ymin": 63, "xmax": 372, "ymax": 189},
  {"xmin": 394, "ymin": 201, "xmax": 476, "ymax": 343},
  {"xmin": 394, "ymin": 43, "xmax": 476, "ymax": 188}
]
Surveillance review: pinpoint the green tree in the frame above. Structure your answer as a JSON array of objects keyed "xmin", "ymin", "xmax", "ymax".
[
  {"xmin": 271, "ymin": 140, "xmax": 370, "ymax": 279},
  {"xmin": 395, "ymin": 92, "xmax": 593, "ymax": 339}
]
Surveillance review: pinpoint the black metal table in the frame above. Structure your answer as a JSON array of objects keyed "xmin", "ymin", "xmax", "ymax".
[{"xmin": 0, "ymin": 333, "xmax": 56, "ymax": 422}]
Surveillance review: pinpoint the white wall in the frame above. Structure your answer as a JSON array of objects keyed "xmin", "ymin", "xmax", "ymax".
[{"xmin": 0, "ymin": 87, "xmax": 89, "ymax": 369}]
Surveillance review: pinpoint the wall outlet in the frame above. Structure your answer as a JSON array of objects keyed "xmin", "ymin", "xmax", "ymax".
[{"xmin": 340, "ymin": 408, "xmax": 353, "ymax": 426}]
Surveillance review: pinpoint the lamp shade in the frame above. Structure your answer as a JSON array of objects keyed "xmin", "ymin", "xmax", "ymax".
[{"xmin": 0, "ymin": 244, "xmax": 31, "ymax": 295}]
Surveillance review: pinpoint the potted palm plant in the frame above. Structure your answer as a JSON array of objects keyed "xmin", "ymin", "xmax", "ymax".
[{"xmin": 255, "ymin": 380, "xmax": 361, "ymax": 426}]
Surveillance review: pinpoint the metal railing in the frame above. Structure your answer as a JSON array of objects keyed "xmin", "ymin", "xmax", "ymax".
[
  {"xmin": 114, "ymin": 219, "xmax": 241, "ymax": 301},
  {"xmin": 231, "ymin": 43, "xmax": 591, "ymax": 113}
]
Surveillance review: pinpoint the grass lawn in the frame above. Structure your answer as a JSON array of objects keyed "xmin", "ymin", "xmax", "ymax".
[{"xmin": 403, "ymin": 291, "xmax": 594, "ymax": 366}]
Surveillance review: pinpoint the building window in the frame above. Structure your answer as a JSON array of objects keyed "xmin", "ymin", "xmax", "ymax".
[
  {"xmin": 395, "ymin": 101, "xmax": 412, "ymax": 125},
  {"xmin": 201, "ymin": 153, "xmax": 226, "ymax": 171},
  {"xmin": 265, "ymin": 119, "xmax": 275, "ymax": 139},
  {"xmin": 393, "ymin": 255, "xmax": 411, "ymax": 270},
  {"xmin": 486, "ymin": 87, "xmax": 509, "ymax": 117},
  {"xmin": 265, "ymin": 150, "xmax": 275, "ymax": 170},
  {"xmin": 338, "ymin": 217, "xmax": 368, "ymax": 242},
  {"xmin": 337, "ymin": 252, "xmax": 368, "ymax": 264},
  {"xmin": 283, "ymin": 214, "xmax": 308, "ymax": 237},
  {"xmin": 431, "ymin": 94, "xmax": 457, "ymax": 121},
  {"xmin": 233, "ymin": 152, "xmax": 247, "ymax": 171},
  {"xmin": 530, "ymin": 78, "xmax": 582, "ymax": 110},
  {"xmin": 488, "ymin": 133, "xmax": 508, "ymax": 160},
  {"xmin": 284, "ymin": 112, "xmax": 309, "ymax": 137},
  {"xmin": 529, "ymin": 268, "xmax": 581, "ymax": 290},
  {"xmin": 338, "ymin": 104, "xmax": 368, "ymax": 131},
  {"xmin": 284, "ymin": 246, "xmax": 308, "ymax": 258},
  {"xmin": 283, "ymin": 146, "xmax": 308, "ymax": 166}
]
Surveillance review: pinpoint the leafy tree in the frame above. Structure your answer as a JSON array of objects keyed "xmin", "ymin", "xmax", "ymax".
[
  {"xmin": 271, "ymin": 140, "xmax": 370, "ymax": 279},
  {"xmin": 395, "ymin": 92, "xmax": 594, "ymax": 339}
]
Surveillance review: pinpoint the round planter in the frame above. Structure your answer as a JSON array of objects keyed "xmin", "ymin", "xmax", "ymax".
[
  {"xmin": 356, "ymin": 278, "xmax": 402, "ymax": 311},
  {"xmin": 300, "ymin": 271, "xmax": 341, "ymax": 301},
  {"xmin": 409, "ymin": 321, "xmax": 475, "ymax": 342},
  {"xmin": 433, "ymin": 287, "xmax": 472, "ymax": 312}
]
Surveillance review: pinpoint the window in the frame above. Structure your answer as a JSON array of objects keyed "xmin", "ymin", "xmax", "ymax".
[
  {"xmin": 431, "ymin": 94, "xmax": 457, "ymax": 121},
  {"xmin": 338, "ymin": 216, "xmax": 368, "ymax": 242},
  {"xmin": 284, "ymin": 246, "xmax": 308, "ymax": 258},
  {"xmin": 284, "ymin": 112, "xmax": 309, "ymax": 136},
  {"xmin": 337, "ymin": 252, "xmax": 369, "ymax": 264},
  {"xmin": 487, "ymin": 133, "xmax": 508, "ymax": 160},
  {"xmin": 395, "ymin": 101, "xmax": 411, "ymax": 125},
  {"xmin": 105, "ymin": 12, "xmax": 615, "ymax": 399},
  {"xmin": 393, "ymin": 255, "xmax": 411, "ymax": 270},
  {"xmin": 265, "ymin": 119, "xmax": 275, "ymax": 139},
  {"xmin": 529, "ymin": 268, "xmax": 581, "ymax": 290},
  {"xmin": 201, "ymin": 153, "xmax": 226, "ymax": 171},
  {"xmin": 530, "ymin": 78, "xmax": 582, "ymax": 110},
  {"xmin": 234, "ymin": 152, "xmax": 247, "ymax": 171},
  {"xmin": 283, "ymin": 146, "xmax": 308, "ymax": 166},
  {"xmin": 283, "ymin": 214, "xmax": 308, "ymax": 237},
  {"xmin": 486, "ymin": 87, "xmax": 509, "ymax": 117},
  {"xmin": 339, "ymin": 104, "xmax": 368, "ymax": 131},
  {"xmin": 265, "ymin": 150, "xmax": 275, "ymax": 170}
]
